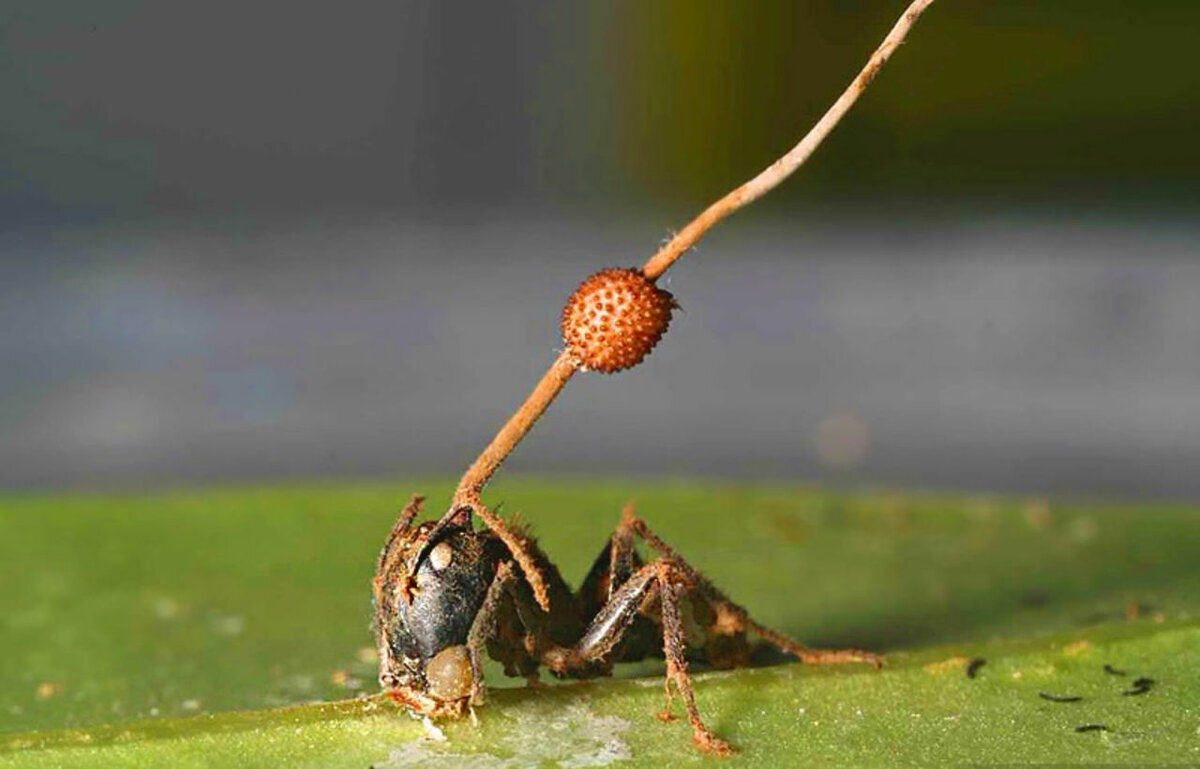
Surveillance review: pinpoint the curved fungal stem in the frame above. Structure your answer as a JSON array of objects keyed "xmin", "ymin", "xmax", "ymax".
[
  {"xmin": 640, "ymin": 0, "xmax": 936, "ymax": 280},
  {"xmin": 442, "ymin": 0, "xmax": 938, "ymax": 574},
  {"xmin": 452, "ymin": 350, "xmax": 578, "ymax": 504}
]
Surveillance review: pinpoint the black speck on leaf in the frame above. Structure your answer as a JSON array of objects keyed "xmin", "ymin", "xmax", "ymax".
[{"xmin": 1122, "ymin": 676, "xmax": 1154, "ymax": 696}]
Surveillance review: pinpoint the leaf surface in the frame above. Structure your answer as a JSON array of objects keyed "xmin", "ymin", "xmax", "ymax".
[{"xmin": 2, "ymin": 480, "xmax": 1197, "ymax": 766}]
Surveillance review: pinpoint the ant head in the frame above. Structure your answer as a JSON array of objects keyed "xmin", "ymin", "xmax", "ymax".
[{"xmin": 373, "ymin": 507, "xmax": 503, "ymax": 715}]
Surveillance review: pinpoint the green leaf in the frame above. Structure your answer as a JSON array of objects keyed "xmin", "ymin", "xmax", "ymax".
[{"xmin": 2, "ymin": 479, "xmax": 1198, "ymax": 766}]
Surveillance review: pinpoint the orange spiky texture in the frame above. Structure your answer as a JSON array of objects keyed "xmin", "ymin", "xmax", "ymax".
[{"xmin": 561, "ymin": 268, "xmax": 675, "ymax": 373}]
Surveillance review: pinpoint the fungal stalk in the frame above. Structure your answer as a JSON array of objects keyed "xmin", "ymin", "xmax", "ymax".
[{"xmin": 440, "ymin": 0, "xmax": 938, "ymax": 609}]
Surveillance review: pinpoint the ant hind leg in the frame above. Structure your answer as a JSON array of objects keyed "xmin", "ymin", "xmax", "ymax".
[{"xmin": 622, "ymin": 503, "xmax": 883, "ymax": 670}]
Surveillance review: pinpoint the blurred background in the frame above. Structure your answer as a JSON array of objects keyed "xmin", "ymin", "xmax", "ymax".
[{"xmin": 2, "ymin": 0, "xmax": 1198, "ymax": 498}]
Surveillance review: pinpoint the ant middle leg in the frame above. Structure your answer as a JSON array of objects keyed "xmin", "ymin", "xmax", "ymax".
[
  {"xmin": 653, "ymin": 559, "xmax": 734, "ymax": 755},
  {"xmin": 542, "ymin": 558, "xmax": 734, "ymax": 754}
]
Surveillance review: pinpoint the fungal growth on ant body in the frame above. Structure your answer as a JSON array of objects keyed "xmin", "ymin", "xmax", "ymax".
[{"xmin": 373, "ymin": 0, "xmax": 936, "ymax": 755}]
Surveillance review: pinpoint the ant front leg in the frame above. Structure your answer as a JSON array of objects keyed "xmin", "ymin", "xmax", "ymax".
[{"xmin": 463, "ymin": 561, "xmax": 519, "ymax": 706}]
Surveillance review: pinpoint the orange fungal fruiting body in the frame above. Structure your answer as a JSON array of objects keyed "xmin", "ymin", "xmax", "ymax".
[{"xmin": 561, "ymin": 267, "xmax": 675, "ymax": 373}]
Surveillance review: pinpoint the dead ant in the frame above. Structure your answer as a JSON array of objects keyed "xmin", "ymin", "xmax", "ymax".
[
  {"xmin": 373, "ymin": 496, "xmax": 880, "ymax": 754},
  {"xmin": 371, "ymin": 0, "xmax": 935, "ymax": 754}
]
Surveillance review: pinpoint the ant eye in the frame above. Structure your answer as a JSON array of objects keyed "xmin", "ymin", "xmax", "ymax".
[{"xmin": 428, "ymin": 541, "xmax": 454, "ymax": 571}]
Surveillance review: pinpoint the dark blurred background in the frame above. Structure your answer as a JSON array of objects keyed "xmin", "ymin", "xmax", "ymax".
[{"xmin": 2, "ymin": 1, "xmax": 1198, "ymax": 497}]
